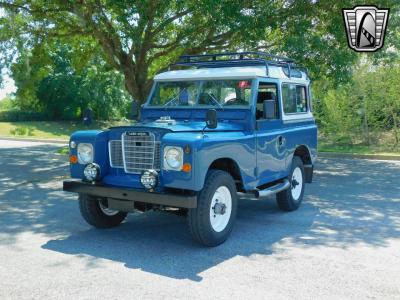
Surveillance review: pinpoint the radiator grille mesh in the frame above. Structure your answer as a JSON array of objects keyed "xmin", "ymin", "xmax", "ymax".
[
  {"xmin": 108, "ymin": 132, "xmax": 161, "ymax": 173},
  {"xmin": 109, "ymin": 140, "xmax": 123, "ymax": 168}
]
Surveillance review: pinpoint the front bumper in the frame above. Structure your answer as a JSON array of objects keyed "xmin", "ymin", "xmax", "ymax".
[{"xmin": 63, "ymin": 180, "xmax": 197, "ymax": 208}]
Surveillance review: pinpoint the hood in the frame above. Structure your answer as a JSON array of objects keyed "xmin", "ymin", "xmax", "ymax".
[{"xmin": 125, "ymin": 120, "xmax": 244, "ymax": 132}]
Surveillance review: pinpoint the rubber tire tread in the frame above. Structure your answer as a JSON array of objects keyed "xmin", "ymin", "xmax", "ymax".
[
  {"xmin": 79, "ymin": 194, "xmax": 127, "ymax": 228},
  {"xmin": 188, "ymin": 170, "xmax": 237, "ymax": 247},
  {"xmin": 276, "ymin": 156, "xmax": 305, "ymax": 212}
]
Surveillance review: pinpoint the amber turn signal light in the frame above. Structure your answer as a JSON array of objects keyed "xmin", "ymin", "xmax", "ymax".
[
  {"xmin": 182, "ymin": 163, "xmax": 192, "ymax": 172},
  {"xmin": 69, "ymin": 155, "xmax": 78, "ymax": 164}
]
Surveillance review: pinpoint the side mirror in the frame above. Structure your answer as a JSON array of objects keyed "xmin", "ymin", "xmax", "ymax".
[
  {"xmin": 206, "ymin": 109, "xmax": 218, "ymax": 129},
  {"xmin": 263, "ymin": 100, "xmax": 276, "ymax": 119},
  {"xmin": 129, "ymin": 101, "xmax": 138, "ymax": 120}
]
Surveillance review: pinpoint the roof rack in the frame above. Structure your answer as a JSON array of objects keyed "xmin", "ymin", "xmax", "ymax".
[{"xmin": 169, "ymin": 51, "xmax": 307, "ymax": 78}]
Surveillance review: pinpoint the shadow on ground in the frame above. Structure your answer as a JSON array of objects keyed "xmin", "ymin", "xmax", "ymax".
[{"xmin": 1, "ymin": 143, "xmax": 399, "ymax": 281}]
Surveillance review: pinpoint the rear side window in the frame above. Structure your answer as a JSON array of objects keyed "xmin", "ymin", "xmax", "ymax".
[{"xmin": 282, "ymin": 84, "xmax": 308, "ymax": 114}]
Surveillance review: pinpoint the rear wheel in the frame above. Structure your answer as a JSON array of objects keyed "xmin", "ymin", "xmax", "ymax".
[
  {"xmin": 188, "ymin": 170, "xmax": 238, "ymax": 247},
  {"xmin": 276, "ymin": 156, "xmax": 305, "ymax": 211},
  {"xmin": 79, "ymin": 194, "xmax": 127, "ymax": 228}
]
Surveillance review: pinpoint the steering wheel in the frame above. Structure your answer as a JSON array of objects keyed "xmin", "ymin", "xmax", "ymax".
[
  {"xmin": 224, "ymin": 98, "xmax": 238, "ymax": 105},
  {"xmin": 224, "ymin": 98, "xmax": 246, "ymax": 106}
]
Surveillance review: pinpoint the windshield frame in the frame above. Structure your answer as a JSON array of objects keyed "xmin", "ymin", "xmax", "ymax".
[{"xmin": 144, "ymin": 78, "xmax": 256, "ymax": 109}]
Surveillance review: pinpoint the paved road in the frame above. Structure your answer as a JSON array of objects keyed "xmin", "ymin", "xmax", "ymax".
[{"xmin": 0, "ymin": 140, "xmax": 399, "ymax": 299}]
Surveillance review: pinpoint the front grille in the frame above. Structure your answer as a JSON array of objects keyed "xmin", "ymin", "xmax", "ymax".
[
  {"xmin": 109, "ymin": 140, "xmax": 123, "ymax": 168},
  {"xmin": 154, "ymin": 142, "xmax": 161, "ymax": 170},
  {"xmin": 108, "ymin": 132, "xmax": 161, "ymax": 174}
]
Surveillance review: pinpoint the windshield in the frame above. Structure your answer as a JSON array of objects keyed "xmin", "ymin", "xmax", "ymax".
[{"xmin": 148, "ymin": 79, "xmax": 253, "ymax": 107}]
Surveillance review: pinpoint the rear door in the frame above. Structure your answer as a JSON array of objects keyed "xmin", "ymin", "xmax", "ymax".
[{"xmin": 255, "ymin": 78, "xmax": 287, "ymax": 186}]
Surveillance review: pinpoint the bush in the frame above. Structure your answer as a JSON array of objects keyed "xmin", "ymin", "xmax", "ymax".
[
  {"xmin": 0, "ymin": 110, "xmax": 49, "ymax": 122},
  {"xmin": 0, "ymin": 96, "xmax": 15, "ymax": 111},
  {"xmin": 9, "ymin": 126, "xmax": 35, "ymax": 136}
]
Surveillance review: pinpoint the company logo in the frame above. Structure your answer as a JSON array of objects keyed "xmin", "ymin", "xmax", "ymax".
[
  {"xmin": 342, "ymin": 5, "xmax": 389, "ymax": 52},
  {"xmin": 125, "ymin": 132, "xmax": 149, "ymax": 136}
]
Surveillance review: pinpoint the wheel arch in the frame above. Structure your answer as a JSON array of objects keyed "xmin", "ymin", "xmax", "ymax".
[
  {"xmin": 293, "ymin": 145, "xmax": 312, "ymax": 165},
  {"xmin": 291, "ymin": 144, "xmax": 314, "ymax": 183},
  {"xmin": 207, "ymin": 157, "xmax": 245, "ymax": 192}
]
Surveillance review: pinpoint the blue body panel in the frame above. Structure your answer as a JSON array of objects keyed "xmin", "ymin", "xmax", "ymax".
[
  {"xmin": 70, "ymin": 130, "xmax": 109, "ymax": 179},
  {"xmin": 69, "ymin": 77, "xmax": 317, "ymax": 194}
]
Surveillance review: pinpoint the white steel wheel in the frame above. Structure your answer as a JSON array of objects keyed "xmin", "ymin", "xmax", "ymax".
[
  {"xmin": 209, "ymin": 186, "xmax": 232, "ymax": 232},
  {"xmin": 99, "ymin": 201, "xmax": 119, "ymax": 216},
  {"xmin": 276, "ymin": 156, "xmax": 305, "ymax": 212},
  {"xmin": 188, "ymin": 170, "xmax": 238, "ymax": 247},
  {"xmin": 291, "ymin": 167, "xmax": 303, "ymax": 201}
]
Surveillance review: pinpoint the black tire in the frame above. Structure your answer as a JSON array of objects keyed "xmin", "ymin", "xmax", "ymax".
[
  {"xmin": 188, "ymin": 170, "xmax": 238, "ymax": 247},
  {"xmin": 79, "ymin": 194, "xmax": 127, "ymax": 228},
  {"xmin": 276, "ymin": 156, "xmax": 305, "ymax": 212}
]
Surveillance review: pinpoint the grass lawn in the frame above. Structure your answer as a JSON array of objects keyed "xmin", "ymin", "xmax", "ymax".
[
  {"xmin": 318, "ymin": 143, "xmax": 400, "ymax": 156},
  {"xmin": 318, "ymin": 135, "xmax": 400, "ymax": 156},
  {"xmin": 0, "ymin": 120, "xmax": 131, "ymax": 140}
]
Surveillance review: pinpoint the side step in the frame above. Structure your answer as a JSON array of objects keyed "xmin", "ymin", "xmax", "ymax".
[{"xmin": 237, "ymin": 179, "xmax": 290, "ymax": 200}]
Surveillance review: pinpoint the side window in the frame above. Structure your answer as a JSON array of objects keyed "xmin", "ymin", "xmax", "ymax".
[
  {"xmin": 282, "ymin": 84, "xmax": 308, "ymax": 114},
  {"xmin": 256, "ymin": 83, "xmax": 278, "ymax": 120}
]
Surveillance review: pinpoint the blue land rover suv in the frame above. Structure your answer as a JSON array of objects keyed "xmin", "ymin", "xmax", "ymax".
[{"xmin": 63, "ymin": 52, "xmax": 317, "ymax": 246}]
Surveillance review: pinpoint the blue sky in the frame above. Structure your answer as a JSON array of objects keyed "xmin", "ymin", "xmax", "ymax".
[{"xmin": 0, "ymin": 73, "xmax": 16, "ymax": 100}]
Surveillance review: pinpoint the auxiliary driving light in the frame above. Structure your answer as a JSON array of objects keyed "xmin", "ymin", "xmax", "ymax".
[
  {"xmin": 141, "ymin": 169, "xmax": 158, "ymax": 189},
  {"xmin": 83, "ymin": 163, "xmax": 100, "ymax": 182}
]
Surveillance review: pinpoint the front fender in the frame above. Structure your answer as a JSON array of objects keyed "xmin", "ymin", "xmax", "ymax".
[
  {"xmin": 160, "ymin": 131, "xmax": 256, "ymax": 191},
  {"xmin": 160, "ymin": 132, "xmax": 201, "ymax": 190},
  {"xmin": 69, "ymin": 130, "xmax": 109, "ymax": 179},
  {"xmin": 195, "ymin": 131, "xmax": 257, "ymax": 191}
]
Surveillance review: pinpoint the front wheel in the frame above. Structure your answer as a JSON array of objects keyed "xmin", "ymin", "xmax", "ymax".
[
  {"xmin": 276, "ymin": 156, "xmax": 305, "ymax": 211},
  {"xmin": 79, "ymin": 194, "xmax": 127, "ymax": 228},
  {"xmin": 188, "ymin": 170, "xmax": 238, "ymax": 247}
]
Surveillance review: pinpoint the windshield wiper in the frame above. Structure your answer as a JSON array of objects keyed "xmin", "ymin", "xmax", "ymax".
[
  {"xmin": 164, "ymin": 96, "xmax": 178, "ymax": 107},
  {"xmin": 164, "ymin": 88, "xmax": 187, "ymax": 107},
  {"xmin": 208, "ymin": 93, "xmax": 222, "ymax": 108}
]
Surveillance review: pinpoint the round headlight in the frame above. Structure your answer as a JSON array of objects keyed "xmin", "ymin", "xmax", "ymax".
[
  {"xmin": 77, "ymin": 143, "xmax": 93, "ymax": 164},
  {"xmin": 164, "ymin": 147, "xmax": 183, "ymax": 170},
  {"xmin": 83, "ymin": 163, "xmax": 100, "ymax": 182},
  {"xmin": 70, "ymin": 141, "xmax": 76, "ymax": 149},
  {"xmin": 141, "ymin": 169, "xmax": 158, "ymax": 189}
]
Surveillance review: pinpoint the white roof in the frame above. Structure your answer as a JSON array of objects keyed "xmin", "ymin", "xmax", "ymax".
[{"xmin": 154, "ymin": 66, "xmax": 309, "ymax": 82}]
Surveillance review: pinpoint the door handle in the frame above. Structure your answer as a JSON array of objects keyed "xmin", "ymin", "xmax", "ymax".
[{"xmin": 278, "ymin": 135, "xmax": 285, "ymax": 146}]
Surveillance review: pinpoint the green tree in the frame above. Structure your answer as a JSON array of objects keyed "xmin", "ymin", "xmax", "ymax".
[
  {"xmin": 0, "ymin": 95, "xmax": 15, "ymax": 110},
  {"xmin": 358, "ymin": 60, "xmax": 400, "ymax": 146},
  {"xmin": 2, "ymin": 0, "xmax": 398, "ymax": 103},
  {"xmin": 314, "ymin": 57, "xmax": 400, "ymax": 149},
  {"xmin": 33, "ymin": 44, "xmax": 131, "ymax": 120}
]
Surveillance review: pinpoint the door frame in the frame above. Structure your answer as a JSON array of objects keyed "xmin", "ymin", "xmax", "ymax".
[{"xmin": 253, "ymin": 78, "xmax": 287, "ymax": 186}]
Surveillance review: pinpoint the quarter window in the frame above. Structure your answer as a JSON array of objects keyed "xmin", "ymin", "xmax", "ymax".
[{"xmin": 282, "ymin": 84, "xmax": 308, "ymax": 114}]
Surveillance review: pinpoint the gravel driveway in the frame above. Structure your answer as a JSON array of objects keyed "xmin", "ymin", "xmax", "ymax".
[{"xmin": 0, "ymin": 140, "xmax": 399, "ymax": 299}]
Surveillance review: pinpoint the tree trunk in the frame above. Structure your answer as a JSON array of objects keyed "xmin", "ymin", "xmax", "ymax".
[
  {"xmin": 392, "ymin": 109, "xmax": 399, "ymax": 147},
  {"xmin": 121, "ymin": 59, "xmax": 151, "ymax": 104}
]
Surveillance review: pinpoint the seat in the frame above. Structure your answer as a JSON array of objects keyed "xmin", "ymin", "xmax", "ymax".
[
  {"xmin": 257, "ymin": 91, "xmax": 276, "ymax": 119},
  {"xmin": 257, "ymin": 91, "xmax": 276, "ymax": 103},
  {"xmin": 198, "ymin": 93, "xmax": 212, "ymax": 105},
  {"xmin": 178, "ymin": 89, "xmax": 189, "ymax": 105}
]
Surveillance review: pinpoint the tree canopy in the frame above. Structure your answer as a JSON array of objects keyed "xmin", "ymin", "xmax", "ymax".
[{"xmin": 1, "ymin": 0, "xmax": 398, "ymax": 103}]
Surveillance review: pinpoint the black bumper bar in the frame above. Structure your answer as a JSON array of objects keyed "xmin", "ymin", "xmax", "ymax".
[{"xmin": 63, "ymin": 180, "xmax": 197, "ymax": 209}]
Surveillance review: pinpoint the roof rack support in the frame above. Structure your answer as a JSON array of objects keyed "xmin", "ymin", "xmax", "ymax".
[{"xmin": 169, "ymin": 51, "xmax": 308, "ymax": 79}]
